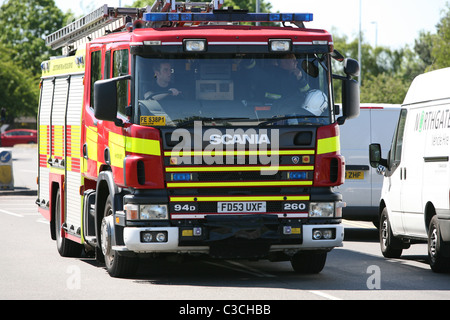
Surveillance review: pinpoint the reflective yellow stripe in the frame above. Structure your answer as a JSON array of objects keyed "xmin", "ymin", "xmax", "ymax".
[
  {"xmin": 109, "ymin": 132, "xmax": 125, "ymax": 168},
  {"xmin": 165, "ymin": 165, "xmax": 314, "ymax": 173},
  {"xmin": 167, "ymin": 181, "xmax": 313, "ymax": 188},
  {"xmin": 170, "ymin": 195, "xmax": 310, "ymax": 202},
  {"xmin": 39, "ymin": 125, "xmax": 48, "ymax": 154},
  {"xmin": 70, "ymin": 126, "xmax": 82, "ymax": 158},
  {"xmin": 41, "ymin": 49, "xmax": 85, "ymax": 77},
  {"xmin": 126, "ymin": 137, "xmax": 161, "ymax": 156},
  {"xmin": 164, "ymin": 150, "xmax": 314, "ymax": 156},
  {"xmin": 317, "ymin": 136, "xmax": 340, "ymax": 155},
  {"xmin": 53, "ymin": 125, "xmax": 64, "ymax": 157},
  {"xmin": 86, "ymin": 126, "xmax": 98, "ymax": 161}
]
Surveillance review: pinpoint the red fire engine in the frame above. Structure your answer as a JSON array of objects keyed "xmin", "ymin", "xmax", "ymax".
[{"xmin": 38, "ymin": 0, "xmax": 360, "ymax": 277}]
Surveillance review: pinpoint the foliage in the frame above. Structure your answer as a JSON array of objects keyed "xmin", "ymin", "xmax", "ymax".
[
  {"xmin": 0, "ymin": 0, "xmax": 69, "ymax": 77},
  {"xmin": 430, "ymin": 4, "xmax": 450, "ymax": 70},
  {"xmin": 0, "ymin": 0, "xmax": 448, "ymax": 124},
  {"xmin": 0, "ymin": 45, "xmax": 39, "ymax": 121}
]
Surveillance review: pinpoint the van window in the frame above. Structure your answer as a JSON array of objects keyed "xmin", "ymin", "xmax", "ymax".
[
  {"xmin": 113, "ymin": 49, "xmax": 129, "ymax": 115},
  {"xmin": 389, "ymin": 109, "xmax": 407, "ymax": 167},
  {"xmin": 90, "ymin": 50, "xmax": 102, "ymax": 109}
]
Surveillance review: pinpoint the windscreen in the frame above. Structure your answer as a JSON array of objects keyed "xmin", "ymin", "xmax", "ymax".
[{"xmin": 134, "ymin": 53, "xmax": 333, "ymax": 127}]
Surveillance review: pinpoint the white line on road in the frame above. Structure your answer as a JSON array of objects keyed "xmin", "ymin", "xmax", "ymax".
[
  {"xmin": 308, "ymin": 290, "xmax": 342, "ymax": 300},
  {"xmin": 0, "ymin": 209, "xmax": 24, "ymax": 218}
]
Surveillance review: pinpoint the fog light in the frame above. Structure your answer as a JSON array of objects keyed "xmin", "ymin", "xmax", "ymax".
[
  {"xmin": 313, "ymin": 230, "xmax": 322, "ymax": 240},
  {"xmin": 156, "ymin": 233, "xmax": 166, "ymax": 242},
  {"xmin": 142, "ymin": 232, "xmax": 153, "ymax": 243},
  {"xmin": 323, "ymin": 229, "xmax": 333, "ymax": 239},
  {"xmin": 283, "ymin": 226, "xmax": 292, "ymax": 235}
]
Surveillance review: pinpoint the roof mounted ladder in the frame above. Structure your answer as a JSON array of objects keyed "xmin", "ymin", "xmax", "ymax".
[
  {"xmin": 150, "ymin": 0, "xmax": 224, "ymax": 13},
  {"xmin": 46, "ymin": 5, "xmax": 151, "ymax": 55}
]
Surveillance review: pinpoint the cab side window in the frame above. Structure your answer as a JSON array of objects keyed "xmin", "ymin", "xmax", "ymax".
[
  {"xmin": 389, "ymin": 109, "xmax": 407, "ymax": 167},
  {"xmin": 113, "ymin": 49, "xmax": 129, "ymax": 115},
  {"xmin": 90, "ymin": 50, "xmax": 102, "ymax": 109}
]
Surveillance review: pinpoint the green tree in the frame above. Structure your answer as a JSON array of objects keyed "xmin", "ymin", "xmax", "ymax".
[
  {"xmin": 0, "ymin": 0, "xmax": 68, "ymax": 76},
  {"xmin": 223, "ymin": 0, "xmax": 272, "ymax": 12},
  {"xmin": 360, "ymin": 73, "xmax": 408, "ymax": 104},
  {"xmin": 430, "ymin": 4, "xmax": 450, "ymax": 70},
  {"xmin": 0, "ymin": 44, "xmax": 39, "ymax": 121},
  {"xmin": 131, "ymin": 0, "xmax": 272, "ymax": 11}
]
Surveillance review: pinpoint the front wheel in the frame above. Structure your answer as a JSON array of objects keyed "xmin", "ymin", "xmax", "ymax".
[
  {"xmin": 428, "ymin": 216, "xmax": 450, "ymax": 273},
  {"xmin": 379, "ymin": 207, "xmax": 403, "ymax": 258},
  {"xmin": 290, "ymin": 251, "xmax": 327, "ymax": 274},
  {"xmin": 100, "ymin": 195, "xmax": 139, "ymax": 278}
]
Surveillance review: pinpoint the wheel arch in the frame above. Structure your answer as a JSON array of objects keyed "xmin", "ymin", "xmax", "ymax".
[{"xmin": 424, "ymin": 201, "xmax": 436, "ymax": 234}]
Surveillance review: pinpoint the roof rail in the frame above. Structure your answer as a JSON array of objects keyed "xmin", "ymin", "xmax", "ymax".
[{"xmin": 46, "ymin": 5, "xmax": 151, "ymax": 54}]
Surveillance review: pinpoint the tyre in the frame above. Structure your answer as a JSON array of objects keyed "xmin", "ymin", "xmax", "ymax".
[
  {"xmin": 290, "ymin": 251, "xmax": 327, "ymax": 274},
  {"xmin": 55, "ymin": 190, "xmax": 83, "ymax": 257},
  {"xmin": 379, "ymin": 207, "xmax": 403, "ymax": 258},
  {"xmin": 428, "ymin": 215, "xmax": 450, "ymax": 273},
  {"xmin": 100, "ymin": 195, "xmax": 139, "ymax": 278}
]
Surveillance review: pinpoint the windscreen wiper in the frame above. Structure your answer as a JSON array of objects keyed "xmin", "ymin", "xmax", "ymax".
[
  {"xmin": 176, "ymin": 117, "xmax": 250, "ymax": 127},
  {"xmin": 258, "ymin": 115, "xmax": 314, "ymax": 126}
]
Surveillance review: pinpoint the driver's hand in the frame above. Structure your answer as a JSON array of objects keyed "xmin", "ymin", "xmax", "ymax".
[{"xmin": 169, "ymin": 88, "xmax": 182, "ymax": 96}]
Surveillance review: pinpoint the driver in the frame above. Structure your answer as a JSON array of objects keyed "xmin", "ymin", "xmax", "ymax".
[
  {"xmin": 263, "ymin": 53, "xmax": 310, "ymax": 101},
  {"xmin": 144, "ymin": 61, "xmax": 182, "ymax": 100}
]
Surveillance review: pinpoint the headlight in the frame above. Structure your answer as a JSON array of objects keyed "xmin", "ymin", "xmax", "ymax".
[
  {"xmin": 125, "ymin": 204, "xmax": 168, "ymax": 220},
  {"xmin": 140, "ymin": 205, "xmax": 168, "ymax": 220},
  {"xmin": 309, "ymin": 202, "xmax": 334, "ymax": 218}
]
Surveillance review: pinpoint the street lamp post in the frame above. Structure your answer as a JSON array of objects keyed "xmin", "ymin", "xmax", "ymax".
[{"xmin": 358, "ymin": 0, "xmax": 362, "ymax": 87}]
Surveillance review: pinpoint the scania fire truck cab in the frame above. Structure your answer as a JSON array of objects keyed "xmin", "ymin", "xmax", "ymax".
[{"xmin": 38, "ymin": 1, "xmax": 360, "ymax": 277}]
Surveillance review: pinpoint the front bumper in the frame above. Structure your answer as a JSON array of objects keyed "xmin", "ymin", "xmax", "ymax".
[{"xmin": 114, "ymin": 223, "xmax": 344, "ymax": 254}]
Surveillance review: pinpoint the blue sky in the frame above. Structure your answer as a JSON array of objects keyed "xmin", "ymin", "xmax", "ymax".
[{"xmin": 54, "ymin": 0, "xmax": 449, "ymax": 49}]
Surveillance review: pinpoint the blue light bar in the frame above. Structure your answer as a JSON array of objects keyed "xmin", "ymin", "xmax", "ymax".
[{"xmin": 144, "ymin": 12, "xmax": 313, "ymax": 23}]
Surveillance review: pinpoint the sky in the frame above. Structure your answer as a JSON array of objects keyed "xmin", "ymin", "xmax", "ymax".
[{"xmin": 53, "ymin": 0, "xmax": 449, "ymax": 49}]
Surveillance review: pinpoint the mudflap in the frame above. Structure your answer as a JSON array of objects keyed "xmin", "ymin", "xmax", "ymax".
[{"xmin": 204, "ymin": 214, "xmax": 284, "ymax": 259}]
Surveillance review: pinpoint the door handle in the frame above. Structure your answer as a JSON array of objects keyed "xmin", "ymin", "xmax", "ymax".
[{"xmin": 400, "ymin": 167, "xmax": 407, "ymax": 180}]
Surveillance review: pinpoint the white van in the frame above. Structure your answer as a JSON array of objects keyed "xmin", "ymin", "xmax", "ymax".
[
  {"xmin": 369, "ymin": 67, "xmax": 450, "ymax": 272},
  {"xmin": 337, "ymin": 104, "xmax": 400, "ymax": 223}
]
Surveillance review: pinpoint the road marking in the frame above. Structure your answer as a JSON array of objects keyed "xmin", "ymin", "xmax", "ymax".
[
  {"xmin": 36, "ymin": 218, "xmax": 50, "ymax": 225},
  {"xmin": 0, "ymin": 209, "xmax": 24, "ymax": 218},
  {"xmin": 308, "ymin": 290, "xmax": 342, "ymax": 300},
  {"xmin": 343, "ymin": 220, "xmax": 376, "ymax": 229}
]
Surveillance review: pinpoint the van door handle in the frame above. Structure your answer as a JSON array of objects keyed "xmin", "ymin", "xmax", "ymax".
[{"xmin": 400, "ymin": 167, "xmax": 407, "ymax": 180}]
